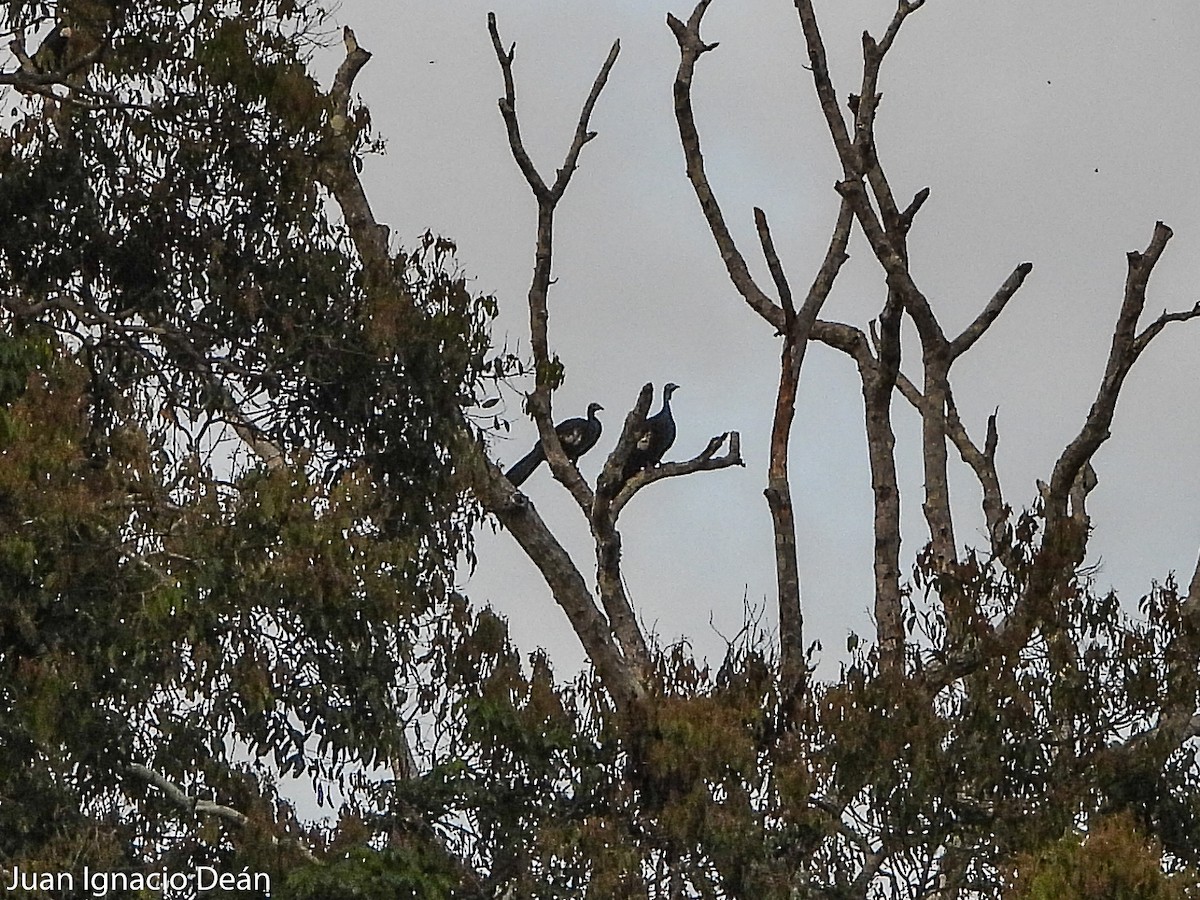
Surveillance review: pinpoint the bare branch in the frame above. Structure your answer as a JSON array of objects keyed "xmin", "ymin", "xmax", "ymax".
[
  {"xmin": 318, "ymin": 28, "xmax": 393, "ymax": 291},
  {"xmin": 854, "ymin": 3, "xmax": 926, "ymax": 238},
  {"xmin": 673, "ymin": 3, "xmax": 856, "ymax": 694},
  {"xmin": 804, "ymin": 3, "xmax": 952, "ymax": 621},
  {"xmin": 584, "ymin": 385, "xmax": 658, "ymax": 672},
  {"xmin": 793, "ymin": 1, "xmax": 856, "ymax": 176},
  {"xmin": 804, "ymin": 200, "xmax": 855, "ymax": 325},
  {"xmin": 1131, "ymin": 299, "xmax": 1200, "ymax": 356},
  {"xmin": 895, "ymin": 372, "xmax": 1010, "ymax": 563},
  {"xmin": 897, "ymin": 186, "xmax": 930, "ymax": 233},
  {"xmin": 127, "ymin": 764, "xmax": 320, "ymax": 864},
  {"xmin": 1046, "ymin": 222, "xmax": 1179, "ymax": 521},
  {"xmin": 669, "ymin": 4, "xmax": 784, "ymax": 331},
  {"xmin": 487, "ymin": 13, "xmax": 549, "ymax": 199},
  {"xmin": 944, "ymin": 395, "xmax": 1008, "ymax": 562},
  {"xmin": 767, "ymin": 198, "xmax": 852, "ymax": 691},
  {"xmin": 596, "ymin": 383, "xmax": 656, "ymax": 509},
  {"xmin": 610, "ymin": 431, "xmax": 742, "ymax": 520},
  {"xmin": 812, "ymin": 319, "xmax": 873, "ymax": 364},
  {"xmin": 813, "ymin": 309, "xmax": 904, "ymax": 672},
  {"xmin": 802, "ymin": 0, "xmax": 961, "ymax": 607},
  {"xmin": 551, "ymin": 40, "xmax": 621, "ymax": 201},
  {"xmin": 485, "ymin": 19, "xmax": 666, "ymax": 709},
  {"xmin": 474, "ymin": 455, "xmax": 646, "ymax": 710},
  {"xmin": 488, "ymin": 13, "xmax": 619, "ymax": 513},
  {"xmin": 754, "ymin": 208, "xmax": 795, "ymax": 320},
  {"xmin": 949, "ymin": 262, "xmax": 1034, "ymax": 359},
  {"xmin": 330, "ymin": 27, "xmax": 372, "ymax": 116}
]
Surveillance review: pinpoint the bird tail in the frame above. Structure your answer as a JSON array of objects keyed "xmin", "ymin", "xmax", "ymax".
[{"xmin": 505, "ymin": 445, "xmax": 545, "ymax": 487}]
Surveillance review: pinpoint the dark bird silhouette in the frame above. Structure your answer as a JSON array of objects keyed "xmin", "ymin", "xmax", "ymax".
[
  {"xmin": 505, "ymin": 402, "xmax": 604, "ymax": 487},
  {"xmin": 622, "ymin": 383, "xmax": 679, "ymax": 481},
  {"xmin": 33, "ymin": 23, "xmax": 73, "ymax": 72}
]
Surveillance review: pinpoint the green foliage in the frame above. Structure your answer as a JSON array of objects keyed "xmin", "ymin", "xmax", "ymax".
[
  {"xmin": 390, "ymin": 546, "xmax": 1200, "ymax": 898},
  {"xmin": 1006, "ymin": 813, "xmax": 1198, "ymax": 900},
  {"xmin": 281, "ymin": 846, "xmax": 456, "ymax": 900},
  {"xmin": 0, "ymin": 328, "xmax": 52, "ymax": 446},
  {"xmin": 0, "ymin": 0, "xmax": 505, "ymax": 884}
]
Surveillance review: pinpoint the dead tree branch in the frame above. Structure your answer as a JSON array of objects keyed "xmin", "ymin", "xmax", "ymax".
[
  {"xmin": 1048, "ymin": 223, "xmax": 1191, "ymax": 523},
  {"xmin": 790, "ymin": 0, "xmax": 928, "ymax": 672},
  {"xmin": 488, "ymin": 13, "xmax": 619, "ymax": 514},
  {"xmin": 919, "ymin": 227, "xmax": 1192, "ymax": 698},
  {"xmin": 949, "ymin": 262, "xmax": 1034, "ymax": 359},
  {"xmin": 474, "ymin": 457, "xmax": 647, "ymax": 708},
  {"xmin": 667, "ymin": 5, "xmax": 785, "ymax": 332},
  {"xmin": 670, "ymin": 2, "xmax": 855, "ymax": 689},
  {"xmin": 320, "ymin": 27, "xmax": 393, "ymax": 296},
  {"xmin": 485, "ymin": 15, "xmax": 666, "ymax": 700},
  {"xmin": 611, "ymin": 430, "xmax": 742, "ymax": 519},
  {"xmin": 588, "ymin": 385, "xmax": 659, "ymax": 671},
  {"xmin": 795, "ymin": 0, "xmax": 1051, "ymax": 656}
]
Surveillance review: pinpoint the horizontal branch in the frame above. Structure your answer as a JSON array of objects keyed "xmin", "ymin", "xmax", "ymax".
[
  {"xmin": 610, "ymin": 431, "xmax": 742, "ymax": 519},
  {"xmin": 128, "ymin": 764, "xmax": 319, "ymax": 863}
]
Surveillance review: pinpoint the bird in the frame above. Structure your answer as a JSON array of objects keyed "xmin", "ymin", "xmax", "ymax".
[
  {"xmin": 622, "ymin": 383, "xmax": 679, "ymax": 482},
  {"xmin": 33, "ymin": 23, "xmax": 73, "ymax": 73},
  {"xmin": 505, "ymin": 402, "xmax": 604, "ymax": 487}
]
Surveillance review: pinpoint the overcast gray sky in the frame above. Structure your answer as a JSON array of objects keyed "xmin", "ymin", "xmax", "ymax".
[{"xmin": 327, "ymin": 2, "xmax": 1200, "ymax": 676}]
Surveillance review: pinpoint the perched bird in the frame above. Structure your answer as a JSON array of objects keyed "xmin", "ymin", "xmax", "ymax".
[
  {"xmin": 622, "ymin": 383, "xmax": 679, "ymax": 481},
  {"xmin": 33, "ymin": 23, "xmax": 73, "ymax": 73},
  {"xmin": 505, "ymin": 402, "xmax": 604, "ymax": 487}
]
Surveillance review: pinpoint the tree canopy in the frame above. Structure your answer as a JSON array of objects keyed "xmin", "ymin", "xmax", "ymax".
[
  {"xmin": 3, "ymin": 1, "xmax": 1200, "ymax": 898},
  {"xmin": 1, "ymin": 0, "xmax": 500, "ymax": 890}
]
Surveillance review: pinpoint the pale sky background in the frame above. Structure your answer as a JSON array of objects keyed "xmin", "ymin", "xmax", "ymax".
[{"xmin": 323, "ymin": 2, "xmax": 1200, "ymax": 677}]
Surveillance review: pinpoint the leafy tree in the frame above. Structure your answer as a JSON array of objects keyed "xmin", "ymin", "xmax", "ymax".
[
  {"xmin": 3, "ymin": 1, "xmax": 1200, "ymax": 899},
  {"xmin": 1006, "ymin": 814, "xmax": 1197, "ymax": 900},
  {"xmin": 1, "ymin": 0, "xmax": 499, "ymax": 891}
]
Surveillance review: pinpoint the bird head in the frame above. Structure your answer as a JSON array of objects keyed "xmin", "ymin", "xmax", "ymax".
[
  {"xmin": 587, "ymin": 402, "xmax": 604, "ymax": 416},
  {"xmin": 663, "ymin": 383, "xmax": 680, "ymax": 398}
]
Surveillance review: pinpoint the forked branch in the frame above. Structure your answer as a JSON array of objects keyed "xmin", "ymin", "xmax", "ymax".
[
  {"xmin": 670, "ymin": 1, "xmax": 857, "ymax": 688},
  {"xmin": 488, "ymin": 12, "xmax": 619, "ymax": 513},
  {"xmin": 668, "ymin": 5, "xmax": 784, "ymax": 331},
  {"xmin": 1047, "ymin": 223, "xmax": 1194, "ymax": 522},
  {"xmin": 611, "ymin": 431, "xmax": 742, "ymax": 519},
  {"xmin": 128, "ymin": 764, "xmax": 319, "ymax": 864}
]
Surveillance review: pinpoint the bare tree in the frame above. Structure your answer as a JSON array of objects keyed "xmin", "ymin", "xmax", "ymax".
[
  {"xmin": 462, "ymin": 2, "xmax": 1200, "ymax": 897},
  {"xmin": 469, "ymin": 12, "xmax": 743, "ymax": 715},
  {"xmin": 664, "ymin": 1, "xmax": 1200, "ymax": 895}
]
